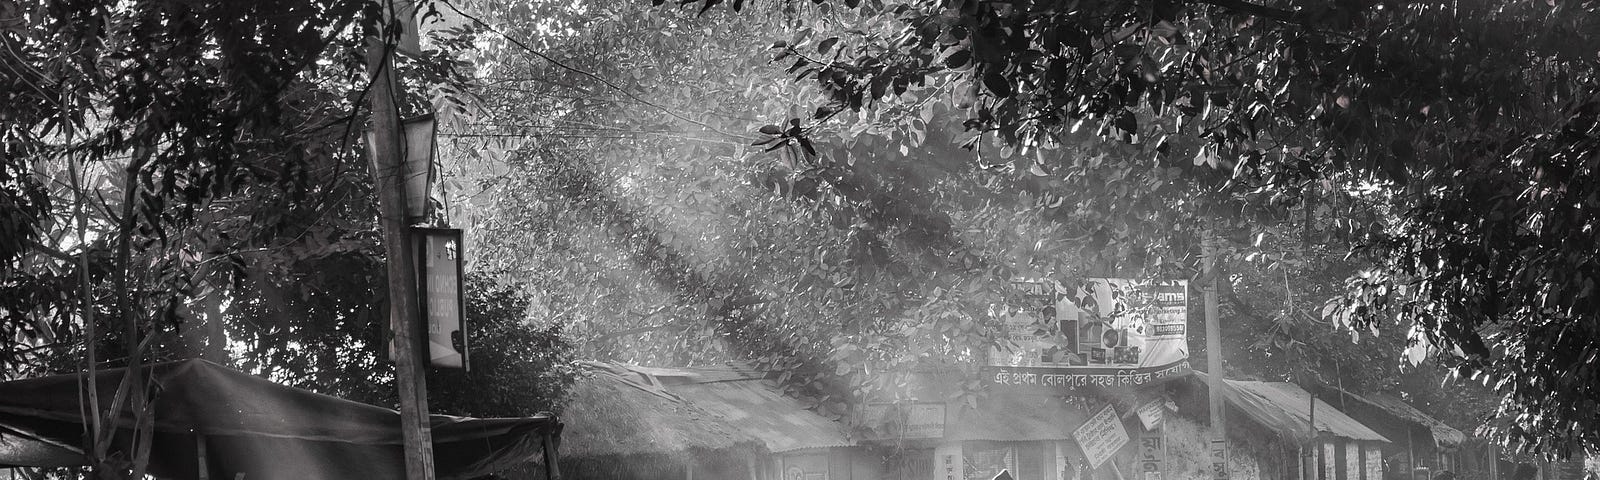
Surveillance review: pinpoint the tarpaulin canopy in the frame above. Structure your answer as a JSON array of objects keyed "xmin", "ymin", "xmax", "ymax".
[{"xmin": 0, "ymin": 359, "xmax": 561, "ymax": 480}]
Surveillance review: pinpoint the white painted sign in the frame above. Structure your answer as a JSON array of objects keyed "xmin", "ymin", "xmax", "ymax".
[
  {"xmin": 1210, "ymin": 439, "xmax": 1228, "ymax": 480},
  {"xmin": 934, "ymin": 444, "xmax": 963, "ymax": 480},
  {"xmin": 1137, "ymin": 399, "xmax": 1165, "ymax": 431},
  {"xmin": 1072, "ymin": 404, "xmax": 1129, "ymax": 469}
]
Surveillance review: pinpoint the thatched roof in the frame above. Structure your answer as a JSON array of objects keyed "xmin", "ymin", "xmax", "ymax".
[{"xmin": 557, "ymin": 362, "xmax": 764, "ymax": 462}]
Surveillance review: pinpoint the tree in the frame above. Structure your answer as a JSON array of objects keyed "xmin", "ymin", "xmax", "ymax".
[
  {"xmin": 665, "ymin": 0, "xmax": 1600, "ymax": 455},
  {"xmin": 3, "ymin": 1, "xmax": 570, "ymax": 476}
]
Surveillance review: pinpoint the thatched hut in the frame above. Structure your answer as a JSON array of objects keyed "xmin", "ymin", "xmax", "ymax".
[{"xmin": 553, "ymin": 362, "xmax": 766, "ymax": 480}]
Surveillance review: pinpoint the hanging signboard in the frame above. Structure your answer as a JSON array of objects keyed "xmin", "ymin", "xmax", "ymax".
[
  {"xmin": 1072, "ymin": 404, "xmax": 1129, "ymax": 469},
  {"xmin": 414, "ymin": 227, "xmax": 469, "ymax": 370},
  {"xmin": 364, "ymin": 115, "xmax": 437, "ymax": 224},
  {"xmin": 984, "ymin": 279, "xmax": 1191, "ymax": 392}
]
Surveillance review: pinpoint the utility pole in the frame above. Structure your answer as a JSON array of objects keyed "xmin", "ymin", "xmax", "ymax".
[
  {"xmin": 1203, "ymin": 230, "xmax": 1226, "ymax": 473},
  {"xmin": 366, "ymin": 1, "xmax": 435, "ymax": 479}
]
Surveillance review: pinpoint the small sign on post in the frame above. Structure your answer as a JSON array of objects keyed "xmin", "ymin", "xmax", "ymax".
[
  {"xmin": 1209, "ymin": 439, "xmax": 1228, "ymax": 480},
  {"xmin": 413, "ymin": 227, "xmax": 468, "ymax": 369},
  {"xmin": 1138, "ymin": 428, "xmax": 1165, "ymax": 480},
  {"xmin": 1073, "ymin": 404, "xmax": 1130, "ymax": 469},
  {"xmin": 1136, "ymin": 399, "xmax": 1165, "ymax": 431},
  {"xmin": 934, "ymin": 444, "xmax": 963, "ymax": 480}
]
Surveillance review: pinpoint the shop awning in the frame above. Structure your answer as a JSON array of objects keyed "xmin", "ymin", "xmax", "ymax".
[{"xmin": 0, "ymin": 359, "xmax": 561, "ymax": 480}]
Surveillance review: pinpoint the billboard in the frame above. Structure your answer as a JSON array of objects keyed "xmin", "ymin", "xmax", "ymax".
[{"xmin": 985, "ymin": 279, "xmax": 1191, "ymax": 391}]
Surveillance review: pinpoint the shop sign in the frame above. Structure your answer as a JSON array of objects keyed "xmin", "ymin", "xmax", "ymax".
[{"xmin": 1072, "ymin": 404, "xmax": 1129, "ymax": 469}]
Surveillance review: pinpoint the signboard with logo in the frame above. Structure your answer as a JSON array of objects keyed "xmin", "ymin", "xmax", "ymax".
[
  {"xmin": 985, "ymin": 279, "xmax": 1191, "ymax": 392},
  {"xmin": 1072, "ymin": 404, "xmax": 1129, "ymax": 469}
]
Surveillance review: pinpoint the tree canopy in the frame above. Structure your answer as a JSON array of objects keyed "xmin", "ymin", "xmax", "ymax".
[
  {"xmin": 651, "ymin": 0, "xmax": 1600, "ymax": 455},
  {"xmin": 3, "ymin": 0, "xmax": 1596, "ymax": 464}
]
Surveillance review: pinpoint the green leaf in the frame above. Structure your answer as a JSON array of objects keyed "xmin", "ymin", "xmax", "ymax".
[
  {"xmin": 944, "ymin": 49, "xmax": 971, "ymax": 69},
  {"xmin": 818, "ymin": 37, "xmax": 840, "ymax": 54},
  {"xmin": 982, "ymin": 70, "xmax": 1011, "ymax": 98}
]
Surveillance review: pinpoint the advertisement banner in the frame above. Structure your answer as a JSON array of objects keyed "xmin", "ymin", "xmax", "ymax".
[{"xmin": 984, "ymin": 279, "xmax": 1191, "ymax": 391}]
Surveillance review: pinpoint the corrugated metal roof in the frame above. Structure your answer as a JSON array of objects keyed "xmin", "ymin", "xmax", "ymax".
[
  {"xmin": 1359, "ymin": 393, "xmax": 1466, "ymax": 447},
  {"xmin": 946, "ymin": 393, "xmax": 1089, "ymax": 442},
  {"xmin": 1307, "ymin": 385, "xmax": 1467, "ymax": 448},
  {"xmin": 663, "ymin": 370, "xmax": 854, "ymax": 453},
  {"xmin": 1195, "ymin": 373, "xmax": 1389, "ymax": 443},
  {"xmin": 560, "ymin": 363, "xmax": 765, "ymax": 459},
  {"xmin": 884, "ymin": 372, "xmax": 1090, "ymax": 442}
]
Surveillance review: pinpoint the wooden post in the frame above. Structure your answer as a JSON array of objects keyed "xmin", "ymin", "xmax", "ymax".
[
  {"xmin": 1202, "ymin": 232, "xmax": 1226, "ymax": 440},
  {"xmin": 1488, "ymin": 444, "xmax": 1499, "ymax": 480},
  {"xmin": 1406, "ymin": 428, "xmax": 1415, "ymax": 480},
  {"xmin": 366, "ymin": 1, "xmax": 435, "ymax": 479}
]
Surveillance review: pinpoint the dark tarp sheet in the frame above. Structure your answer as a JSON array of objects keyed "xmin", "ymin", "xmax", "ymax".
[{"xmin": 0, "ymin": 359, "xmax": 561, "ymax": 480}]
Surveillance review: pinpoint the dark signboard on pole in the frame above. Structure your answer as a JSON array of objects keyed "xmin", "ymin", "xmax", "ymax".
[{"xmin": 413, "ymin": 227, "xmax": 468, "ymax": 370}]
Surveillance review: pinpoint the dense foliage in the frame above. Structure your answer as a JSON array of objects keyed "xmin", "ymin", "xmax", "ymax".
[
  {"xmin": 2, "ymin": 1, "xmax": 573, "ymax": 476},
  {"xmin": 4, "ymin": 0, "xmax": 1595, "ymax": 463},
  {"xmin": 660, "ymin": 0, "xmax": 1599, "ymax": 454}
]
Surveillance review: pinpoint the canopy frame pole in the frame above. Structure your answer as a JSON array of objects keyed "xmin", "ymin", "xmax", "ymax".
[
  {"xmin": 542, "ymin": 432, "xmax": 560, "ymax": 480},
  {"xmin": 197, "ymin": 434, "xmax": 209, "ymax": 480}
]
